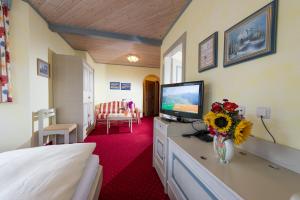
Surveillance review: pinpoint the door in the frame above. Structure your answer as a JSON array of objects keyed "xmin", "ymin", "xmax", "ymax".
[
  {"xmin": 83, "ymin": 66, "xmax": 89, "ymax": 135},
  {"xmin": 83, "ymin": 64, "xmax": 94, "ymax": 137},
  {"xmin": 154, "ymin": 81, "xmax": 159, "ymax": 116},
  {"xmin": 145, "ymin": 80, "xmax": 155, "ymax": 116},
  {"xmin": 88, "ymin": 68, "xmax": 94, "ymax": 125}
]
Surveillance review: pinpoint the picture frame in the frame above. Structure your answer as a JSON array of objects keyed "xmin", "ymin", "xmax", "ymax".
[
  {"xmin": 223, "ymin": 0, "xmax": 278, "ymax": 67},
  {"xmin": 198, "ymin": 32, "xmax": 218, "ymax": 72},
  {"xmin": 37, "ymin": 59, "xmax": 49, "ymax": 78},
  {"xmin": 121, "ymin": 83, "xmax": 131, "ymax": 90},
  {"xmin": 110, "ymin": 82, "xmax": 120, "ymax": 90}
]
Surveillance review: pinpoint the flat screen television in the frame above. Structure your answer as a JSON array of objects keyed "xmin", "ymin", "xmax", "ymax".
[{"xmin": 160, "ymin": 81, "xmax": 204, "ymax": 121}]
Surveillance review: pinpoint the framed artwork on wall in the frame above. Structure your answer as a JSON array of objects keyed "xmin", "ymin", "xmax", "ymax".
[
  {"xmin": 121, "ymin": 83, "xmax": 131, "ymax": 90},
  {"xmin": 37, "ymin": 59, "xmax": 50, "ymax": 78},
  {"xmin": 110, "ymin": 82, "xmax": 120, "ymax": 90},
  {"xmin": 223, "ymin": 0, "xmax": 278, "ymax": 67},
  {"xmin": 198, "ymin": 32, "xmax": 218, "ymax": 72}
]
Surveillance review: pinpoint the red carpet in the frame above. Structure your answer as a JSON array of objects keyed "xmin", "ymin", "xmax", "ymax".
[{"xmin": 84, "ymin": 117, "xmax": 169, "ymax": 200}]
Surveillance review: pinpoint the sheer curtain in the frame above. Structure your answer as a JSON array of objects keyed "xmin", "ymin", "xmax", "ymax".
[{"xmin": 0, "ymin": 0, "xmax": 11, "ymax": 103}]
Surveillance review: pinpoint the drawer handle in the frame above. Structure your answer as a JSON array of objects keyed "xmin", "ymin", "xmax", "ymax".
[
  {"xmin": 200, "ymin": 156, "xmax": 207, "ymax": 160},
  {"xmin": 268, "ymin": 164, "xmax": 280, "ymax": 170}
]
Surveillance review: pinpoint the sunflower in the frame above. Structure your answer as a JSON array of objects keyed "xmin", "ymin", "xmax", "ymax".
[
  {"xmin": 234, "ymin": 120, "xmax": 253, "ymax": 145},
  {"xmin": 211, "ymin": 113, "xmax": 232, "ymax": 133},
  {"xmin": 203, "ymin": 111, "xmax": 216, "ymax": 126}
]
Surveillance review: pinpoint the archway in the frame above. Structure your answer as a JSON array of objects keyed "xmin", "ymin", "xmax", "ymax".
[{"xmin": 143, "ymin": 75, "xmax": 160, "ymax": 117}]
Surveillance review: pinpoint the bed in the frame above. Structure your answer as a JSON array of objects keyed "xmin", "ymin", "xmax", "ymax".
[{"xmin": 0, "ymin": 143, "xmax": 103, "ymax": 200}]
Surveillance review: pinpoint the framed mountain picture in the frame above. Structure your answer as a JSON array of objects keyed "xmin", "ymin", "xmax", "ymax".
[
  {"xmin": 110, "ymin": 82, "xmax": 120, "ymax": 90},
  {"xmin": 223, "ymin": 0, "xmax": 278, "ymax": 67},
  {"xmin": 121, "ymin": 83, "xmax": 131, "ymax": 90}
]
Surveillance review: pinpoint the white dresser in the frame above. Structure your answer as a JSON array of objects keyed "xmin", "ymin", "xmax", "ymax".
[
  {"xmin": 153, "ymin": 117, "xmax": 205, "ymax": 192},
  {"xmin": 167, "ymin": 136, "xmax": 300, "ymax": 200}
]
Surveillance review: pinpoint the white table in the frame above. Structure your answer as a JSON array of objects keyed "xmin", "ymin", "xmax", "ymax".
[{"xmin": 106, "ymin": 113, "xmax": 133, "ymax": 134}]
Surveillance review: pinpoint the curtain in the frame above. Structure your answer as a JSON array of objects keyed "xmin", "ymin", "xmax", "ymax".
[{"xmin": 0, "ymin": 0, "xmax": 11, "ymax": 103}]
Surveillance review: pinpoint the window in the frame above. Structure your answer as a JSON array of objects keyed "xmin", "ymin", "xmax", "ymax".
[{"xmin": 163, "ymin": 33, "xmax": 186, "ymax": 84}]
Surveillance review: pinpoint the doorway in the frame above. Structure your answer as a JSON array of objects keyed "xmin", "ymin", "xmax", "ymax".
[{"xmin": 143, "ymin": 75, "xmax": 160, "ymax": 117}]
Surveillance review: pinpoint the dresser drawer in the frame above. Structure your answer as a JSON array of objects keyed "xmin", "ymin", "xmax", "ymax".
[
  {"xmin": 154, "ymin": 135, "xmax": 167, "ymax": 189},
  {"xmin": 154, "ymin": 134, "xmax": 167, "ymax": 168},
  {"xmin": 154, "ymin": 118, "xmax": 168, "ymax": 134},
  {"xmin": 167, "ymin": 139, "xmax": 242, "ymax": 200}
]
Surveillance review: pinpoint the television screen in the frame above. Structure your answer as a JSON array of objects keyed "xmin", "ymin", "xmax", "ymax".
[
  {"xmin": 162, "ymin": 85, "xmax": 199, "ymax": 113},
  {"xmin": 160, "ymin": 81, "xmax": 204, "ymax": 119}
]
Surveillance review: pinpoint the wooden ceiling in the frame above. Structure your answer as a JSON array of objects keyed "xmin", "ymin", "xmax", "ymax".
[
  {"xmin": 61, "ymin": 33, "xmax": 161, "ymax": 68},
  {"xmin": 26, "ymin": 0, "xmax": 191, "ymax": 67}
]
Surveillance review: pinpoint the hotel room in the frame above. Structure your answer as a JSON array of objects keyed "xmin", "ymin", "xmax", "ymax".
[{"xmin": 0, "ymin": 0, "xmax": 300, "ymax": 199}]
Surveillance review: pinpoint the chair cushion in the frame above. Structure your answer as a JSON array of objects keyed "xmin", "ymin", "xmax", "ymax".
[
  {"xmin": 97, "ymin": 113, "xmax": 110, "ymax": 120},
  {"xmin": 44, "ymin": 124, "xmax": 77, "ymax": 132}
]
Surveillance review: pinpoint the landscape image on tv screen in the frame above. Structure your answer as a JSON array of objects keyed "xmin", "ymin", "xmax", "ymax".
[{"xmin": 162, "ymin": 85, "xmax": 199, "ymax": 114}]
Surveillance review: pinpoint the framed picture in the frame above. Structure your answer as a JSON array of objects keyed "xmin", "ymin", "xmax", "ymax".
[
  {"xmin": 198, "ymin": 32, "xmax": 218, "ymax": 72},
  {"xmin": 121, "ymin": 83, "xmax": 131, "ymax": 90},
  {"xmin": 110, "ymin": 82, "xmax": 120, "ymax": 90},
  {"xmin": 37, "ymin": 59, "xmax": 49, "ymax": 78},
  {"xmin": 224, "ymin": 0, "xmax": 278, "ymax": 67}
]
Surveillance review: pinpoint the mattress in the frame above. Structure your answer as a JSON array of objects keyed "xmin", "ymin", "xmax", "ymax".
[
  {"xmin": 0, "ymin": 143, "xmax": 96, "ymax": 200},
  {"xmin": 88, "ymin": 165, "xmax": 103, "ymax": 200},
  {"xmin": 72, "ymin": 155, "xmax": 100, "ymax": 200}
]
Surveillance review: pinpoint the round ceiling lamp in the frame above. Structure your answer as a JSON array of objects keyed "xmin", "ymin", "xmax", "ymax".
[{"xmin": 127, "ymin": 55, "xmax": 139, "ymax": 63}]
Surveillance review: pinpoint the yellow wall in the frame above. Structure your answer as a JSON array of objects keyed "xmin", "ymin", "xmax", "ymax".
[
  {"xmin": 28, "ymin": 5, "xmax": 75, "ymax": 114},
  {"xmin": 96, "ymin": 64, "xmax": 160, "ymax": 115},
  {"xmin": 0, "ymin": 0, "xmax": 159, "ymax": 152},
  {"xmin": 0, "ymin": 0, "xmax": 75, "ymax": 152},
  {"xmin": 0, "ymin": 1, "xmax": 31, "ymax": 152},
  {"xmin": 161, "ymin": 0, "xmax": 300, "ymax": 149},
  {"xmin": 76, "ymin": 51, "xmax": 160, "ymax": 115}
]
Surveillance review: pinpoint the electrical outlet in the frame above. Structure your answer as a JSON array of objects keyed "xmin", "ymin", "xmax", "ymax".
[
  {"xmin": 256, "ymin": 107, "xmax": 271, "ymax": 119},
  {"xmin": 237, "ymin": 106, "xmax": 246, "ymax": 116}
]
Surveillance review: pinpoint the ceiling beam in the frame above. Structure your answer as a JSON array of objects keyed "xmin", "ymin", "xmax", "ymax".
[{"xmin": 48, "ymin": 24, "xmax": 162, "ymax": 46}]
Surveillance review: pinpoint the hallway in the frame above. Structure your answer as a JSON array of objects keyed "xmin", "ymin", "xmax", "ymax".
[{"xmin": 85, "ymin": 117, "xmax": 169, "ymax": 200}]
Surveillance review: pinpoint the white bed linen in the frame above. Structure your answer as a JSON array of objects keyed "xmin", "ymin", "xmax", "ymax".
[
  {"xmin": 0, "ymin": 143, "xmax": 96, "ymax": 200},
  {"xmin": 72, "ymin": 155, "xmax": 99, "ymax": 200}
]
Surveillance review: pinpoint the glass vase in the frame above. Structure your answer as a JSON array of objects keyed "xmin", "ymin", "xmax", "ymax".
[{"xmin": 213, "ymin": 135, "xmax": 234, "ymax": 164}]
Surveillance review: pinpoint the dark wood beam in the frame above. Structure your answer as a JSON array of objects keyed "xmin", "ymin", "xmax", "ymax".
[{"xmin": 48, "ymin": 24, "xmax": 162, "ymax": 46}]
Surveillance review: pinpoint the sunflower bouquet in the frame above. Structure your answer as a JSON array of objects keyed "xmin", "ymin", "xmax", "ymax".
[{"xmin": 204, "ymin": 99, "xmax": 252, "ymax": 145}]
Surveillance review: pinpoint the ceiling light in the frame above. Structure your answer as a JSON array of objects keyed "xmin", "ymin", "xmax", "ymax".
[{"xmin": 127, "ymin": 55, "xmax": 139, "ymax": 63}]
